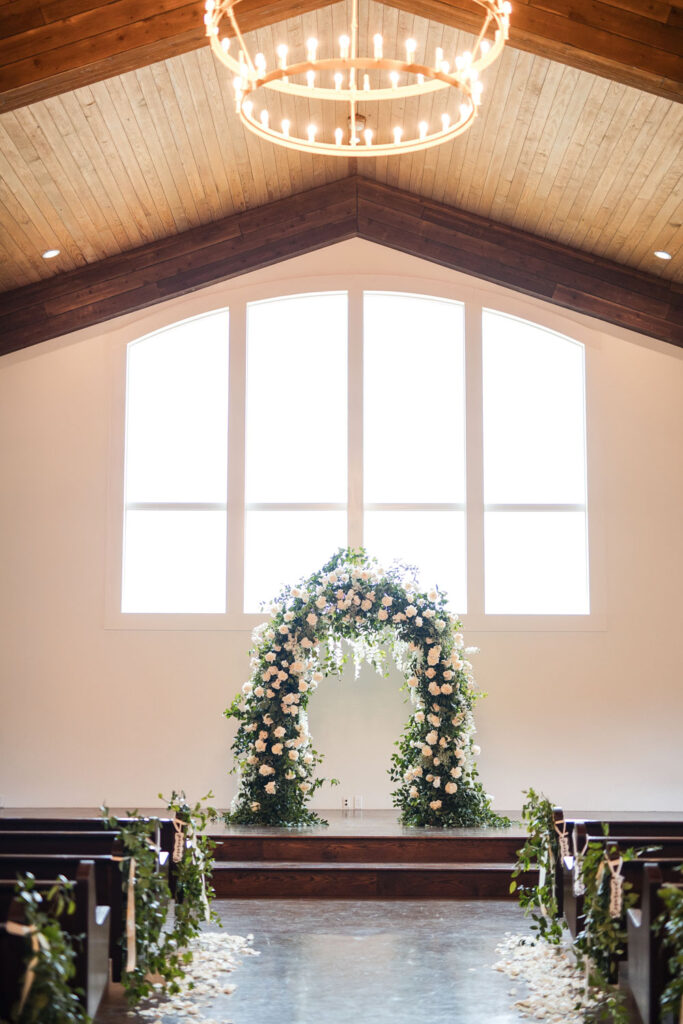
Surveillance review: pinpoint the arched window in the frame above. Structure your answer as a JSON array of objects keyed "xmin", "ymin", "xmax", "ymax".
[{"xmin": 118, "ymin": 290, "xmax": 590, "ymax": 622}]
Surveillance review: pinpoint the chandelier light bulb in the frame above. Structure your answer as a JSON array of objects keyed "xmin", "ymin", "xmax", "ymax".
[{"xmin": 206, "ymin": 0, "xmax": 510, "ymax": 156}]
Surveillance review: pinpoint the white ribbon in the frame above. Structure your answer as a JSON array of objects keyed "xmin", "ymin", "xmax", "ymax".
[
  {"xmin": 554, "ymin": 819, "xmax": 569, "ymax": 862},
  {"xmin": 186, "ymin": 827, "xmax": 211, "ymax": 922},
  {"xmin": 572, "ymin": 828, "xmax": 588, "ymax": 896},
  {"xmin": 172, "ymin": 817, "xmax": 187, "ymax": 863},
  {"xmin": 5, "ymin": 921, "xmax": 48, "ymax": 1014},
  {"xmin": 606, "ymin": 855, "xmax": 624, "ymax": 919}
]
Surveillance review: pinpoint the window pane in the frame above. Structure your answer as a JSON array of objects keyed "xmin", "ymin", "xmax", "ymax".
[
  {"xmin": 125, "ymin": 311, "xmax": 229, "ymax": 504},
  {"xmin": 246, "ymin": 294, "xmax": 347, "ymax": 503},
  {"xmin": 364, "ymin": 293, "xmax": 465, "ymax": 504},
  {"xmin": 364, "ymin": 511, "xmax": 466, "ymax": 613},
  {"xmin": 244, "ymin": 511, "xmax": 347, "ymax": 612},
  {"xmin": 482, "ymin": 311, "xmax": 586, "ymax": 504},
  {"xmin": 484, "ymin": 510, "xmax": 589, "ymax": 614},
  {"xmin": 122, "ymin": 510, "xmax": 227, "ymax": 613}
]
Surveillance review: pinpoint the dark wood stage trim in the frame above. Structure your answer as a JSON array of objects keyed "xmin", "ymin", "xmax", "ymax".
[{"xmin": 5, "ymin": 809, "xmax": 682, "ymax": 900}]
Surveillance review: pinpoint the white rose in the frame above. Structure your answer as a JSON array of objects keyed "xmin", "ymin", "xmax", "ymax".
[
  {"xmin": 429, "ymin": 800, "xmax": 442, "ymax": 811},
  {"xmin": 428, "ymin": 590, "xmax": 437, "ymax": 601},
  {"xmin": 315, "ymin": 596, "xmax": 327, "ymax": 609},
  {"xmin": 415, "ymin": 617, "xmax": 423, "ymax": 627},
  {"xmin": 378, "ymin": 609, "xmax": 388, "ymax": 621},
  {"xmin": 409, "ymin": 786, "xmax": 419, "ymax": 799},
  {"xmin": 361, "ymin": 599, "xmax": 372, "ymax": 611},
  {"xmin": 472, "ymin": 744, "xmax": 481, "ymax": 755},
  {"xmin": 247, "ymin": 755, "xmax": 258, "ymax": 765},
  {"xmin": 427, "ymin": 645, "xmax": 441, "ymax": 666},
  {"xmin": 425, "ymin": 730, "xmax": 438, "ymax": 745},
  {"xmin": 254, "ymin": 686, "xmax": 265, "ymax": 697},
  {"xmin": 255, "ymin": 739, "xmax": 266, "ymax": 752},
  {"xmin": 299, "ymin": 680, "xmax": 309, "ymax": 692},
  {"xmin": 441, "ymin": 683, "xmax": 453, "ymax": 694},
  {"xmin": 265, "ymin": 781, "xmax": 277, "ymax": 795},
  {"xmin": 455, "ymin": 748, "xmax": 465, "ymax": 760},
  {"xmin": 301, "ymin": 637, "xmax": 313, "ymax": 648},
  {"xmin": 258, "ymin": 765, "xmax": 275, "ymax": 776},
  {"xmin": 285, "ymin": 770, "xmax": 295, "ymax": 780},
  {"xmin": 250, "ymin": 801, "xmax": 261, "ymax": 811},
  {"xmin": 313, "ymin": 671, "xmax": 323, "ymax": 682},
  {"xmin": 299, "ymin": 782, "xmax": 311, "ymax": 793},
  {"xmin": 284, "ymin": 611, "xmax": 295, "ymax": 622},
  {"xmin": 407, "ymin": 676, "xmax": 419, "ymax": 688},
  {"xmin": 421, "ymin": 745, "xmax": 433, "ymax": 757},
  {"xmin": 274, "ymin": 726, "xmax": 286, "ymax": 738},
  {"xmin": 405, "ymin": 605, "xmax": 417, "ymax": 617},
  {"xmin": 428, "ymin": 714, "xmax": 440, "ymax": 726},
  {"xmin": 451, "ymin": 767, "xmax": 462, "ymax": 778},
  {"xmin": 271, "ymin": 743, "xmax": 283, "ymax": 755},
  {"xmin": 432, "ymin": 777, "xmax": 441, "ymax": 788},
  {"xmin": 425, "ymin": 668, "xmax": 436, "ymax": 678},
  {"xmin": 443, "ymin": 670, "xmax": 454, "ymax": 680},
  {"xmin": 290, "ymin": 661, "xmax": 305, "ymax": 674},
  {"xmin": 303, "ymin": 753, "xmax": 314, "ymax": 764},
  {"xmin": 445, "ymin": 782, "xmax": 458, "ymax": 794},
  {"xmin": 439, "ymin": 737, "xmax": 447, "ymax": 747},
  {"xmin": 265, "ymin": 652, "xmax": 277, "ymax": 663},
  {"xmin": 307, "ymin": 613, "xmax": 318, "ymax": 626},
  {"xmin": 242, "ymin": 682, "xmax": 253, "ymax": 694},
  {"xmin": 288, "ymin": 750, "xmax": 299, "ymax": 760},
  {"xmin": 414, "ymin": 711, "xmax": 425, "ymax": 722},
  {"xmin": 428, "ymin": 682, "xmax": 441, "ymax": 695},
  {"xmin": 381, "ymin": 595, "xmax": 393, "ymax": 607},
  {"xmin": 272, "ymin": 680, "xmax": 281, "ymax": 690}
]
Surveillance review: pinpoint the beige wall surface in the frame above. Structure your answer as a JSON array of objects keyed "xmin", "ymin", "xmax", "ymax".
[{"xmin": 1, "ymin": 240, "xmax": 682, "ymax": 813}]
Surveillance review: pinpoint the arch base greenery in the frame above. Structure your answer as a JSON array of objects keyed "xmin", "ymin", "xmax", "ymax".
[{"xmin": 225, "ymin": 549, "xmax": 509, "ymax": 829}]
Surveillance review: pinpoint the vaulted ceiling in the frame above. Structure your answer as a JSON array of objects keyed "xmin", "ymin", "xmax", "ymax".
[{"xmin": 0, "ymin": 0, "xmax": 681, "ymax": 350}]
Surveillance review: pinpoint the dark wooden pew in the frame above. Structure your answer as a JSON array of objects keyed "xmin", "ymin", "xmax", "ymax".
[
  {"xmin": 551, "ymin": 809, "xmax": 683, "ymax": 917},
  {"xmin": 0, "ymin": 852, "xmax": 127, "ymax": 983},
  {"xmin": 0, "ymin": 817, "xmax": 177, "ymax": 894},
  {"xmin": 561, "ymin": 826, "xmax": 683, "ymax": 936},
  {"xmin": 626, "ymin": 863, "xmax": 681, "ymax": 1024},
  {"xmin": 0, "ymin": 830, "xmax": 123, "ymax": 856},
  {"xmin": 0, "ymin": 861, "xmax": 110, "ymax": 1019}
]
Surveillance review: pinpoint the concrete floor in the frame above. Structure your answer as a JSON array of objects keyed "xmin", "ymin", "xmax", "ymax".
[{"xmin": 97, "ymin": 898, "xmax": 533, "ymax": 1024}]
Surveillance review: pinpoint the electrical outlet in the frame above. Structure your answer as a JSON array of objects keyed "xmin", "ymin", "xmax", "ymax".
[
  {"xmin": 341, "ymin": 796, "xmax": 350, "ymax": 810},
  {"xmin": 353, "ymin": 795, "xmax": 363, "ymax": 811}
]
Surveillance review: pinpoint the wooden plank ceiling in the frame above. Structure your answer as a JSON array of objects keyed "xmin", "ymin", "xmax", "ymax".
[{"xmin": 0, "ymin": 0, "xmax": 680, "ymax": 299}]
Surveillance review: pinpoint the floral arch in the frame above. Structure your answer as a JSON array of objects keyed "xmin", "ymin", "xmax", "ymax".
[{"xmin": 225, "ymin": 549, "xmax": 507, "ymax": 828}]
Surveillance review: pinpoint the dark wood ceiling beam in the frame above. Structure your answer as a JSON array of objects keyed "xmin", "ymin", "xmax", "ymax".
[
  {"xmin": 0, "ymin": 176, "xmax": 680, "ymax": 355},
  {"xmin": 0, "ymin": 0, "xmax": 682, "ymax": 113}
]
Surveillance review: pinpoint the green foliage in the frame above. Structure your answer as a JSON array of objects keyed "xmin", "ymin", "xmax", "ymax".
[
  {"xmin": 3, "ymin": 873, "xmax": 88, "ymax": 1024},
  {"xmin": 103, "ymin": 793, "xmax": 217, "ymax": 1003},
  {"xmin": 657, "ymin": 867, "xmax": 683, "ymax": 1020},
  {"xmin": 226, "ymin": 547, "xmax": 508, "ymax": 828},
  {"xmin": 573, "ymin": 841, "xmax": 639, "ymax": 1024},
  {"xmin": 511, "ymin": 788, "xmax": 564, "ymax": 943}
]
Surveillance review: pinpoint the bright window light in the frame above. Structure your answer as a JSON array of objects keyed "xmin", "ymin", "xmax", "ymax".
[
  {"xmin": 482, "ymin": 310, "xmax": 589, "ymax": 614},
  {"xmin": 121, "ymin": 310, "xmax": 229, "ymax": 613}
]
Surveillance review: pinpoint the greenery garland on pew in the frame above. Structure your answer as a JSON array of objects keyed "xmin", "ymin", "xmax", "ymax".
[
  {"xmin": 225, "ymin": 548, "xmax": 506, "ymax": 828},
  {"xmin": 2, "ymin": 874, "xmax": 87, "ymax": 1024},
  {"xmin": 657, "ymin": 868, "xmax": 683, "ymax": 1021},
  {"xmin": 104, "ymin": 792, "xmax": 218, "ymax": 1004},
  {"xmin": 510, "ymin": 789, "xmax": 564, "ymax": 943}
]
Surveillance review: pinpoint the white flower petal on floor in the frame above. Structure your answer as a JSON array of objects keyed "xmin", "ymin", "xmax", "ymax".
[
  {"xmin": 493, "ymin": 933, "xmax": 596, "ymax": 1023},
  {"xmin": 135, "ymin": 930, "xmax": 259, "ymax": 1023}
]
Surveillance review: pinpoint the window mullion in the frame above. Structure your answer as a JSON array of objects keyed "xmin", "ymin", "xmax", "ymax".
[
  {"xmin": 465, "ymin": 299, "xmax": 485, "ymax": 618},
  {"xmin": 348, "ymin": 285, "xmax": 363, "ymax": 549},
  {"xmin": 227, "ymin": 299, "xmax": 247, "ymax": 616}
]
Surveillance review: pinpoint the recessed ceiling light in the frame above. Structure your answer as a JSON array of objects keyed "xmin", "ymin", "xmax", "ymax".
[
  {"xmin": 42, "ymin": 248, "xmax": 60, "ymax": 259},
  {"xmin": 654, "ymin": 250, "xmax": 672, "ymax": 260}
]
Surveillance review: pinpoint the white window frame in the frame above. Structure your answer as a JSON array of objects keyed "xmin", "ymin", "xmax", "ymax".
[{"xmin": 105, "ymin": 259, "xmax": 606, "ymax": 632}]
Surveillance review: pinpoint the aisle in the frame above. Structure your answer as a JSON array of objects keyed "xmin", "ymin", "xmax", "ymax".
[{"xmin": 98, "ymin": 899, "xmax": 532, "ymax": 1024}]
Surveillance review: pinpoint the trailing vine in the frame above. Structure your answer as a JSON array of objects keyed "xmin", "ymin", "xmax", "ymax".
[
  {"xmin": 657, "ymin": 867, "xmax": 683, "ymax": 1021},
  {"xmin": 225, "ymin": 547, "xmax": 507, "ymax": 828},
  {"xmin": 104, "ymin": 793, "xmax": 217, "ymax": 1003},
  {"xmin": 2, "ymin": 873, "xmax": 88, "ymax": 1024},
  {"xmin": 510, "ymin": 788, "xmax": 564, "ymax": 943}
]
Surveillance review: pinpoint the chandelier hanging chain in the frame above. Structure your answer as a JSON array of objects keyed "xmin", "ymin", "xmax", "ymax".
[{"xmin": 204, "ymin": 0, "xmax": 511, "ymax": 158}]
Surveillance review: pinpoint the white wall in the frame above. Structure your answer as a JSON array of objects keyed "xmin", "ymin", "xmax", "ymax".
[{"xmin": 1, "ymin": 240, "xmax": 682, "ymax": 813}]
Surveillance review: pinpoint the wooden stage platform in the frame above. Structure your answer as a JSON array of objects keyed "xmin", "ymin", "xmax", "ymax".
[{"xmin": 5, "ymin": 808, "xmax": 679, "ymax": 900}]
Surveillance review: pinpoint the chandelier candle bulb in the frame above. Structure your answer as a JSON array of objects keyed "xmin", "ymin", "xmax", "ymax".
[{"xmin": 206, "ymin": 0, "xmax": 510, "ymax": 156}]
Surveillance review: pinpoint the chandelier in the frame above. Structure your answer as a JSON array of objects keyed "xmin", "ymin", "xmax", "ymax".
[{"xmin": 204, "ymin": 0, "xmax": 511, "ymax": 158}]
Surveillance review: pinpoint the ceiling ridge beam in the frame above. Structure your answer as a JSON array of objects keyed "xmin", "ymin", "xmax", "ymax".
[{"xmin": 0, "ymin": 176, "xmax": 681, "ymax": 356}]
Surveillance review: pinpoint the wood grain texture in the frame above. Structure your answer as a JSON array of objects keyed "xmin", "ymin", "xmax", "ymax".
[
  {"xmin": 1, "ymin": 176, "xmax": 681, "ymax": 354},
  {"xmin": 0, "ymin": 0, "xmax": 681, "ymax": 114},
  {"xmin": 0, "ymin": 12, "xmax": 681, "ymax": 296}
]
